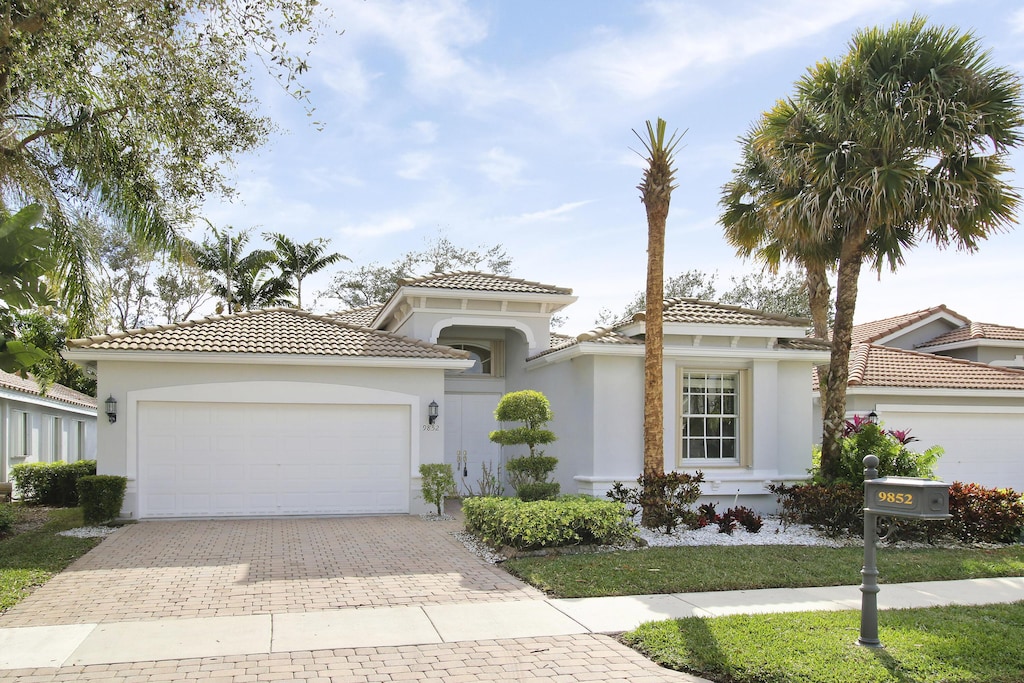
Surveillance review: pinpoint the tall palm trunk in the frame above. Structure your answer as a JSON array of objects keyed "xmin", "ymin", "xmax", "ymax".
[
  {"xmin": 636, "ymin": 119, "xmax": 681, "ymax": 527},
  {"xmin": 805, "ymin": 262, "xmax": 832, "ymax": 420},
  {"xmin": 819, "ymin": 231, "xmax": 866, "ymax": 480}
]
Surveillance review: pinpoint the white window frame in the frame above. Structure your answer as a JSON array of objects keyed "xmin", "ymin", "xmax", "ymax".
[
  {"xmin": 443, "ymin": 340, "xmax": 504, "ymax": 378},
  {"xmin": 676, "ymin": 368, "xmax": 752, "ymax": 468},
  {"xmin": 10, "ymin": 410, "xmax": 30, "ymax": 457},
  {"xmin": 49, "ymin": 415, "xmax": 64, "ymax": 461},
  {"xmin": 74, "ymin": 420, "xmax": 87, "ymax": 460}
]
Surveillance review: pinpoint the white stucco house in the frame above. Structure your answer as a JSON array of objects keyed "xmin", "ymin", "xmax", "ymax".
[
  {"xmin": 64, "ymin": 272, "xmax": 832, "ymax": 519},
  {"xmin": 814, "ymin": 306, "xmax": 1024, "ymax": 491},
  {"xmin": 1, "ymin": 370, "xmax": 98, "ymax": 483}
]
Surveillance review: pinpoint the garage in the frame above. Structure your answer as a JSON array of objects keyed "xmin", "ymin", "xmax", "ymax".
[
  {"xmin": 877, "ymin": 406, "xmax": 1024, "ymax": 492},
  {"xmin": 138, "ymin": 401, "xmax": 411, "ymax": 518}
]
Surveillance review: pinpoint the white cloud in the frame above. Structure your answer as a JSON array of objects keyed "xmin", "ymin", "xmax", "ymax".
[
  {"xmin": 338, "ymin": 215, "xmax": 417, "ymax": 238},
  {"xmin": 511, "ymin": 201, "xmax": 594, "ymax": 223},
  {"xmin": 478, "ymin": 147, "xmax": 526, "ymax": 186},
  {"xmin": 397, "ymin": 152, "xmax": 435, "ymax": 180}
]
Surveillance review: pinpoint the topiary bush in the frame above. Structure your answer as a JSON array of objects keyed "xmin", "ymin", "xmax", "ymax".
[
  {"xmin": 608, "ymin": 471, "xmax": 704, "ymax": 533},
  {"xmin": 462, "ymin": 495, "xmax": 636, "ymax": 550},
  {"xmin": 419, "ymin": 463, "xmax": 457, "ymax": 515},
  {"xmin": 10, "ymin": 460, "xmax": 96, "ymax": 506},
  {"xmin": 77, "ymin": 475, "xmax": 127, "ymax": 524},
  {"xmin": 506, "ymin": 454, "xmax": 560, "ymax": 501}
]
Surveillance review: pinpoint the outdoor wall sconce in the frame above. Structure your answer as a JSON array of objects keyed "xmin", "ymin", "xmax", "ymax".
[
  {"xmin": 105, "ymin": 395, "xmax": 118, "ymax": 424},
  {"xmin": 867, "ymin": 411, "xmax": 879, "ymax": 425},
  {"xmin": 428, "ymin": 400, "xmax": 439, "ymax": 425}
]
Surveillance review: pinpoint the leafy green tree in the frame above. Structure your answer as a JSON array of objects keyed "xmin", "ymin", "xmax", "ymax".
[
  {"xmin": 595, "ymin": 269, "xmax": 717, "ymax": 325},
  {"xmin": 191, "ymin": 226, "xmax": 291, "ymax": 313},
  {"xmin": 266, "ymin": 233, "xmax": 346, "ymax": 309},
  {"xmin": 327, "ymin": 234, "xmax": 514, "ymax": 309},
  {"xmin": 721, "ymin": 16, "xmax": 1023, "ymax": 480},
  {"xmin": 153, "ymin": 262, "xmax": 213, "ymax": 324},
  {"xmin": 719, "ymin": 271, "xmax": 827, "ymax": 323},
  {"xmin": 0, "ymin": 204, "xmax": 52, "ymax": 374},
  {"xmin": 0, "ymin": 0, "xmax": 322, "ymax": 331},
  {"xmin": 12, "ymin": 310, "xmax": 96, "ymax": 395},
  {"xmin": 91, "ymin": 221, "xmax": 158, "ymax": 332}
]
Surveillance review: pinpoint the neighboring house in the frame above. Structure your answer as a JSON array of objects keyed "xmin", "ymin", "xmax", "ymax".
[
  {"xmin": 813, "ymin": 306, "xmax": 1024, "ymax": 491},
  {"xmin": 64, "ymin": 272, "xmax": 830, "ymax": 519},
  {"xmin": 1, "ymin": 370, "xmax": 98, "ymax": 483}
]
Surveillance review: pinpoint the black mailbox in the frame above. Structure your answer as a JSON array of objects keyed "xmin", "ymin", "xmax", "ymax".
[{"xmin": 864, "ymin": 476, "xmax": 950, "ymax": 520}]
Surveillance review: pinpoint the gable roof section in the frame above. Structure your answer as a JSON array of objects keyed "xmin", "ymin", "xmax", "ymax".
[
  {"xmin": 329, "ymin": 304, "xmax": 384, "ymax": 327},
  {"xmin": 0, "ymin": 370, "xmax": 97, "ymax": 409},
  {"xmin": 916, "ymin": 321, "xmax": 1024, "ymax": 349},
  {"xmin": 819, "ymin": 343, "xmax": 1024, "ymax": 391},
  {"xmin": 66, "ymin": 308, "xmax": 469, "ymax": 361},
  {"xmin": 657, "ymin": 298, "xmax": 812, "ymax": 327},
  {"xmin": 396, "ymin": 271, "xmax": 573, "ymax": 295},
  {"xmin": 850, "ymin": 305, "xmax": 969, "ymax": 345}
]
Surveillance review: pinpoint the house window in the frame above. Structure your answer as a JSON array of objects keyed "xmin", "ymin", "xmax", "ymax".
[
  {"xmin": 50, "ymin": 416, "xmax": 63, "ymax": 461},
  {"xmin": 679, "ymin": 371, "xmax": 741, "ymax": 462},
  {"xmin": 10, "ymin": 410, "xmax": 30, "ymax": 457},
  {"xmin": 74, "ymin": 420, "xmax": 86, "ymax": 460},
  {"xmin": 445, "ymin": 341, "xmax": 504, "ymax": 377}
]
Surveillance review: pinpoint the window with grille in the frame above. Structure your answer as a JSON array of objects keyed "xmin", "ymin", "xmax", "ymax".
[{"xmin": 679, "ymin": 371, "xmax": 739, "ymax": 461}]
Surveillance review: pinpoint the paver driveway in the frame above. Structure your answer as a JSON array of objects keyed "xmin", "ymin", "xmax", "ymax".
[{"xmin": 0, "ymin": 515, "xmax": 542, "ymax": 627}]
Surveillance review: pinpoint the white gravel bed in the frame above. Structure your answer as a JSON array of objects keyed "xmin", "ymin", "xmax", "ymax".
[{"xmin": 57, "ymin": 526, "xmax": 119, "ymax": 538}]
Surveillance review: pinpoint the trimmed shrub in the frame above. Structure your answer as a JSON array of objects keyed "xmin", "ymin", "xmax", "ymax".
[
  {"xmin": 515, "ymin": 481, "xmax": 561, "ymax": 502},
  {"xmin": 506, "ymin": 454, "xmax": 560, "ymax": 501},
  {"xmin": 724, "ymin": 505, "xmax": 763, "ymax": 533},
  {"xmin": 77, "ymin": 475, "xmax": 127, "ymax": 524},
  {"xmin": 771, "ymin": 482, "xmax": 865, "ymax": 537},
  {"xmin": 0, "ymin": 504, "xmax": 15, "ymax": 534},
  {"xmin": 608, "ymin": 471, "xmax": 704, "ymax": 533},
  {"xmin": 943, "ymin": 482, "xmax": 1024, "ymax": 544},
  {"xmin": 462, "ymin": 496, "xmax": 636, "ymax": 550},
  {"xmin": 419, "ymin": 463, "xmax": 457, "ymax": 515},
  {"xmin": 10, "ymin": 460, "xmax": 96, "ymax": 506}
]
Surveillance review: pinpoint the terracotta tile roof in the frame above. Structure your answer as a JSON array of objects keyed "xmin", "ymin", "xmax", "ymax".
[
  {"xmin": 67, "ymin": 308, "xmax": 470, "ymax": 360},
  {"xmin": 396, "ymin": 271, "xmax": 573, "ymax": 295},
  {"xmin": 850, "ymin": 305, "xmax": 969, "ymax": 345},
  {"xmin": 329, "ymin": 304, "xmax": 383, "ymax": 327},
  {"xmin": 529, "ymin": 327, "xmax": 642, "ymax": 359},
  {"xmin": 815, "ymin": 343, "xmax": 1024, "ymax": 391},
  {"xmin": 657, "ymin": 298, "xmax": 813, "ymax": 327},
  {"xmin": 0, "ymin": 370, "xmax": 97, "ymax": 409},
  {"xmin": 916, "ymin": 321, "xmax": 1024, "ymax": 348},
  {"xmin": 778, "ymin": 337, "xmax": 832, "ymax": 351}
]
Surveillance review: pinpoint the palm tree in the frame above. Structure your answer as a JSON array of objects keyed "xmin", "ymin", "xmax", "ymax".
[
  {"xmin": 265, "ymin": 233, "xmax": 346, "ymax": 309},
  {"xmin": 191, "ymin": 225, "xmax": 290, "ymax": 313},
  {"xmin": 636, "ymin": 119, "xmax": 683, "ymax": 526},
  {"xmin": 724, "ymin": 16, "xmax": 1023, "ymax": 480}
]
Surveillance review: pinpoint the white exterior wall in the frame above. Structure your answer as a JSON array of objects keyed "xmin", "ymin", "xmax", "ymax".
[
  {"xmin": 2, "ymin": 392, "xmax": 97, "ymax": 482},
  {"xmin": 96, "ymin": 360, "xmax": 447, "ymax": 517}
]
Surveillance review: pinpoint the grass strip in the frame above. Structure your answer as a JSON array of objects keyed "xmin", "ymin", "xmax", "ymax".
[
  {"xmin": 623, "ymin": 602, "xmax": 1024, "ymax": 683},
  {"xmin": 0, "ymin": 506, "xmax": 101, "ymax": 613},
  {"xmin": 504, "ymin": 545, "xmax": 1024, "ymax": 598}
]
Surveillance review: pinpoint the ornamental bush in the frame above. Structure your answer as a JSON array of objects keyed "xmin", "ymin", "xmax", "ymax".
[
  {"xmin": 944, "ymin": 482, "xmax": 1024, "ymax": 544},
  {"xmin": 462, "ymin": 496, "xmax": 636, "ymax": 550},
  {"xmin": 418, "ymin": 463, "xmax": 457, "ymax": 515},
  {"xmin": 813, "ymin": 420, "xmax": 942, "ymax": 486},
  {"xmin": 608, "ymin": 471, "xmax": 704, "ymax": 533},
  {"xmin": 10, "ymin": 460, "xmax": 96, "ymax": 506},
  {"xmin": 77, "ymin": 475, "xmax": 127, "ymax": 524},
  {"xmin": 771, "ymin": 482, "xmax": 865, "ymax": 537}
]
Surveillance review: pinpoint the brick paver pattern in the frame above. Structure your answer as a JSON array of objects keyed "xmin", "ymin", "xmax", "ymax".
[
  {"xmin": 5, "ymin": 634, "xmax": 701, "ymax": 682},
  {"xmin": 0, "ymin": 516, "xmax": 541, "ymax": 627}
]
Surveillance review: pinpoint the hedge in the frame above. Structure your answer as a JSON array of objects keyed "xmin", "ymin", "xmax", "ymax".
[
  {"xmin": 10, "ymin": 460, "xmax": 96, "ymax": 506},
  {"xmin": 462, "ymin": 495, "xmax": 636, "ymax": 550},
  {"xmin": 77, "ymin": 475, "xmax": 127, "ymax": 524}
]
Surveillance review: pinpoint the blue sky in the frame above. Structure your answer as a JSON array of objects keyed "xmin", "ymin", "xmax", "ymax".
[{"xmin": 202, "ymin": 0, "xmax": 1024, "ymax": 332}]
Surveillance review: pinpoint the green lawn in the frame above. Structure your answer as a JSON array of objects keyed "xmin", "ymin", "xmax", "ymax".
[
  {"xmin": 623, "ymin": 602, "xmax": 1024, "ymax": 683},
  {"xmin": 0, "ymin": 506, "xmax": 101, "ymax": 613},
  {"xmin": 504, "ymin": 545, "xmax": 1024, "ymax": 598}
]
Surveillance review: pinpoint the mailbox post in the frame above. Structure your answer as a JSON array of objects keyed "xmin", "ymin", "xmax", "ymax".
[{"xmin": 858, "ymin": 455, "xmax": 950, "ymax": 648}]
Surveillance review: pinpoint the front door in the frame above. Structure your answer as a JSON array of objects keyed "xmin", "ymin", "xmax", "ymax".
[{"xmin": 444, "ymin": 393, "xmax": 503, "ymax": 496}]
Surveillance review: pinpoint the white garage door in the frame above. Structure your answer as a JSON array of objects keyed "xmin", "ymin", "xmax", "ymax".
[
  {"xmin": 883, "ymin": 410, "xmax": 1023, "ymax": 492},
  {"xmin": 138, "ymin": 401, "xmax": 410, "ymax": 518}
]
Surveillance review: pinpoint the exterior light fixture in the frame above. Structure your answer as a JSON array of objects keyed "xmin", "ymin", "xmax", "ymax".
[
  {"xmin": 867, "ymin": 411, "xmax": 879, "ymax": 425},
  {"xmin": 105, "ymin": 395, "xmax": 118, "ymax": 424},
  {"xmin": 428, "ymin": 400, "xmax": 439, "ymax": 425}
]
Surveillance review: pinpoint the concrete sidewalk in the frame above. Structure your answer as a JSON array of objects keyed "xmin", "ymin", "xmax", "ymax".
[{"xmin": 3, "ymin": 576, "xmax": 1022, "ymax": 671}]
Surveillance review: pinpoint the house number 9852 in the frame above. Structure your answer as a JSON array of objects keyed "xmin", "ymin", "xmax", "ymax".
[
  {"xmin": 877, "ymin": 491, "xmax": 913, "ymax": 505},
  {"xmin": 422, "ymin": 424, "xmax": 440, "ymax": 432}
]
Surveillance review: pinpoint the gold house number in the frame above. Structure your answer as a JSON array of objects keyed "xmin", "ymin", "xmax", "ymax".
[{"xmin": 877, "ymin": 491, "xmax": 913, "ymax": 505}]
